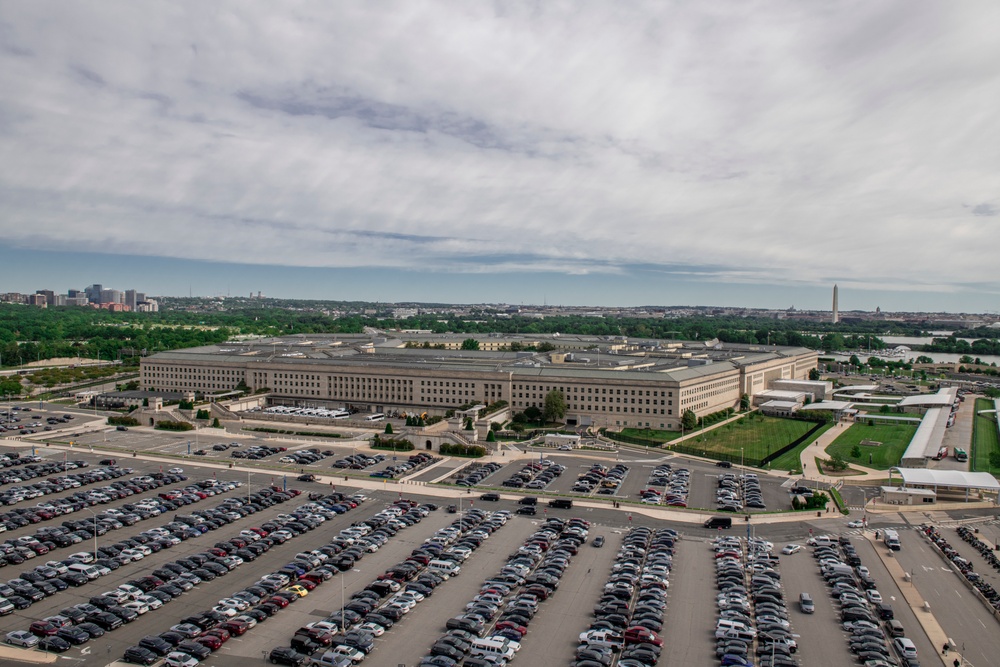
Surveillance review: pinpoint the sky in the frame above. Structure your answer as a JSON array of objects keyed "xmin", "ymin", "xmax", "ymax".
[{"xmin": 1, "ymin": 2, "xmax": 999, "ymax": 313}]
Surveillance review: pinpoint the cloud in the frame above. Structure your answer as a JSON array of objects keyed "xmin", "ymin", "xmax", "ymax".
[{"xmin": 1, "ymin": 1, "xmax": 999, "ymax": 303}]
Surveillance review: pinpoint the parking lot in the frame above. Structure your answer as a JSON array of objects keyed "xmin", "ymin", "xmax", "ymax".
[{"xmin": 2, "ymin": 435, "xmax": 999, "ymax": 667}]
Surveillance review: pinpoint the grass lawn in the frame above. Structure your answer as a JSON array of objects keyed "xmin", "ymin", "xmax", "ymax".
[
  {"xmin": 672, "ymin": 415, "xmax": 819, "ymax": 464},
  {"xmin": 825, "ymin": 422, "xmax": 917, "ymax": 470},
  {"xmin": 972, "ymin": 398, "xmax": 1000, "ymax": 474},
  {"xmin": 766, "ymin": 423, "xmax": 834, "ymax": 471}
]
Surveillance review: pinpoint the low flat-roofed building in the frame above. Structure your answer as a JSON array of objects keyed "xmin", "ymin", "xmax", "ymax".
[
  {"xmin": 140, "ymin": 333, "xmax": 817, "ymax": 432},
  {"xmin": 772, "ymin": 379, "xmax": 832, "ymax": 402}
]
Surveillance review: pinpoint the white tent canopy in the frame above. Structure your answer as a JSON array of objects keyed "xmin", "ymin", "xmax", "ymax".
[{"xmin": 889, "ymin": 467, "xmax": 1000, "ymax": 493}]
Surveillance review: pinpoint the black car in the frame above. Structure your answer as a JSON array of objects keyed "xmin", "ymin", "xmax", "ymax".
[
  {"xmin": 86, "ymin": 611, "xmax": 124, "ymax": 630},
  {"xmin": 72, "ymin": 622, "xmax": 105, "ymax": 640},
  {"xmin": 123, "ymin": 646, "xmax": 159, "ymax": 666},
  {"xmin": 177, "ymin": 641, "xmax": 212, "ymax": 660},
  {"xmin": 56, "ymin": 627, "xmax": 91, "ymax": 645},
  {"xmin": 138, "ymin": 635, "xmax": 173, "ymax": 656},
  {"xmin": 38, "ymin": 636, "xmax": 73, "ymax": 653},
  {"xmin": 269, "ymin": 647, "xmax": 309, "ymax": 666}
]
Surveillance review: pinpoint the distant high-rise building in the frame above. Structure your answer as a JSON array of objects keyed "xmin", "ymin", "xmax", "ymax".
[
  {"xmin": 832, "ymin": 284, "xmax": 839, "ymax": 324},
  {"xmin": 35, "ymin": 290, "xmax": 55, "ymax": 306},
  {"xmin": 85, "ymin": 284, "xmax": 102, "ymax": 303},
  {"xmin": 67, "ymin": 289, "xmax": 81, "ymax": 298},
  {"xmin": 125, "ymin": 289, "xmax": 137, "ymax": 311}
]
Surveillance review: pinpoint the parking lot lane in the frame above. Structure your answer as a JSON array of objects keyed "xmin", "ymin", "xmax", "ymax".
[
  {"xmin": 775, "ymin": 545, "xmax": 857, "ymax": 667},
  {"xmin": 512, "ymin": 529, "xmax": 620, "ymax": 667},
  {"xmin": 893, "ymin": 530, "xmax": 1000, "ymax": 666},
  {"xmin": 660, "ymin": 539, "xmax": 717, "ymax": 667},
  {"xmin": 854, "ymin": 536, "xmax": 938, "ymax": 661},
  {"xmin": 375, "ymin": 515, "xmax": 539, "ymax": 667}
]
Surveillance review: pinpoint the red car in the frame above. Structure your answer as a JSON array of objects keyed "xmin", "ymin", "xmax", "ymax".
[
  {"xmin": 624, "ymin": 627, "xmax": 662, "ymax": 647},
  {"xmin": 220, "ymin": 620, "xmax": 250, "ymax": 636},
  {"xmin": 205, "ymin": 628, "xmax": 231, "ymax": 643},
  {"xmin": 194, "ymin": 635, "xmax": 223, "ymax": 651},
  {"xmin": 29, "ymin": 620, "xmax": 60, "ymax": 636},
  {"xmin": 249, "ymin": 527, "xmax": 268, "ymax": 537},
  {"xmin": 495, "ymin": 621, "xmax": 527, "ymax": 638},
  {"xmin": 297, "ymin": 579, "xmax": 318, "ymax": 591},
  {"xmin": 264, "ymin": 595, "xmax": 289, "ymax": 609},
  {"xmin": 208, "ymin": 548, "xmax": 228, "ymax": 558}
]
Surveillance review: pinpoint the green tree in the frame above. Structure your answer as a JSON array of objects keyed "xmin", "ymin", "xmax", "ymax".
[
  {"xmin": 739, "ymin": 393, "xmax": 750, "ymax": 411},
  {"xmin": 384, "ymin": 422, "xmax": 393, "ymax": 435},
  {"xmin": 510, "ymin": 422, "xmax": 525, "ymax": 433},
  {"xmin": 826, "ymin": 453, "xmax": 848, "ymax": 471},
  {"xmin": 490, "ymin": 422, "xmax": 501, "ymax": 431},
  {"xmin": 849, "ymin": 354, "xmax": 861, "ymax": 367},
  {"xmin": 681, "ymin": 409, "xmax": 698, "ymax": 431},
  {"xmin": 212, "ymin": 417, "xmax": 221, "ymax": 428},
  {"xmin": 524, "ymin": 406, "xmax": 542, "ymax": 423},
  {"xmin": 543, "ymin": 390, "xmax": 566, "ymax": 423},
  {"xmin": 486, "ymin": 429, "xmax": 496, "ymax": 442},
  {"xmin": 984, "ymin": 387, "xmax": 1000, "ymax": 399},
  {"xmin": 915, "ymin": 356, "xmax": 934, "ymax": 364},
  {"xmin": 460, "ymin": 338, "xmax": 480, "ymax": 350},
  {"xmin": 879, "ymin": 404, "xmax": 891, "ymax": 414},
  {"xmin": 808, "ymin": 368, "xmax": 821, "ymax": 381},
  {"xmin": 464, "ymin": 417, "xmax": 474, "ymax": 430},
  {"xmin": 850, "ymin": 445, "xmax": 862, "ymax": 459}
]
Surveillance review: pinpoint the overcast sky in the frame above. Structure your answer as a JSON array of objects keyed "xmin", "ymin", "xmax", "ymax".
[{"xmin": 1, "ymin": 1, "xmax": 998, "ymax": 312}]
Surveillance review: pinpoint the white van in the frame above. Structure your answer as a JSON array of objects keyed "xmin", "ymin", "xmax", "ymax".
[
  {"xmin": 893, "ymin": 637, "xmax": 917, "ymax": 659},
  {"xmin": 469, "ymin": 637, "xmax": 517, "ymax": 660},
  {"xmin": 428, "ymin": 560, "xmax": 461, "ymax": 577},
  {"xmin": 67, "ymin": 563, "xmax": 101, "ymax": 580}
]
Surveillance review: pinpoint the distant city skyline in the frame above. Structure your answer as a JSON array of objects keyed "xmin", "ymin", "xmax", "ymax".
[
  {"xmin": 1, "ymin": 247, "xmax": 997, "ymax": 315},
  {"xmin": 1, "ymin": 4, "xmax": 999, "ymax": 314}
]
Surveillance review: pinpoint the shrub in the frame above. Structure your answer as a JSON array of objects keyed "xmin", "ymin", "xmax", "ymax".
[
  {"xmin": 371, "ymin": 436, "xmax": 414, "ymax": 452},
  {"xmin": 107, "ymin": 415, "xmax": 139, "ymax": 427},
  {"xmin": 155, "ymin": 420, "xmax": 194, "ymax": 432},
  {"xmin": 196, "ymin": 409, "xmax": 210, "ymax": 420}
]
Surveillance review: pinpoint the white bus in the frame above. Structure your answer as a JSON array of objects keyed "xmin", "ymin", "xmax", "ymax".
[
  {"xmin": 364, "ymin": 413, "xmax": 385, "ymax": 422},
  {"xmin": 331, "ymin": 411, "xmax": 350, "ymax": 420}
]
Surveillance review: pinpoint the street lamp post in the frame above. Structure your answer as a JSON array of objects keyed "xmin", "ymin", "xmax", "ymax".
[
  {"xmin": 341, "ymin": 568, "xmax": 361, "ymax": 634},
  {"xmin": 83, "ymin": 508, "xmax": 99, "ymax": 561}
]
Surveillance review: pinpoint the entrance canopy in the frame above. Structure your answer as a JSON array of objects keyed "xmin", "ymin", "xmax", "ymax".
[{"xmin": 889, "ymin": 467, "xmax": 1000, "ymax": 494}]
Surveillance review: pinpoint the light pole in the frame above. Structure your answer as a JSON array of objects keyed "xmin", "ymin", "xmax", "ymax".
[
  {"xmin": 341, "ymin": 568, "xmax": 361, "ymax": 634},
  {"xmin": 83, "ymin": 507, "xmax": 99, "ymax": 561}
]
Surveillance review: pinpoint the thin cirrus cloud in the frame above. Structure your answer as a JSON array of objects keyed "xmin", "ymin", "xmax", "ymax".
[{"xmin": 0, "ymin": 1, "xmax": 999, "ymax": 307}]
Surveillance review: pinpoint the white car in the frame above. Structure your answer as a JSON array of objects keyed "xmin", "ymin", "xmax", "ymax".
[
  {"xmin": 211, "ymin": 605, "xmax": 239, "ymax": 618},
  {"xmin": 164, "ymin": 652, "xmax": 199, "ymax": 667},
  {"xmin": 358, "ymin": 621, "xmax": 385, "ymax": 637},
  {"xmin": 866, "ymin": 589, "xmax": 883, "ymax": 603},
  {"xmin": 6, "ymin": 630, "xmax": 39, "ymax": 647},
  {"xmin": 168, "ymin": 467, "xmax": 184, "ymax": 474},
  {"xmin": 123, "ymin": 600, "xmax": 150, "ymax": 616},
  {"xmin": 68, "ymin": 551, "xmax": 95, "ymax": 564},
  {"xmin": 847, "ymin": 520, "xmax": 865, "ymax": 528},
  {"xmin": 218, "ymin": 597, "xmax": 250, "ymax": 611},
  {"xmin": 327, "ymin": 645, "xmax": 365, "ymax": 663},
  {"xmin": 233, "ymin": 614, "xmax": 258, "ymax": 629},
  {"xmin": 139, "ymin": 595, "xmax": 163, "ymax": 610},
  {"xmin": 780, "ymin": 544, "xmax": 802, "ymax": 555}
]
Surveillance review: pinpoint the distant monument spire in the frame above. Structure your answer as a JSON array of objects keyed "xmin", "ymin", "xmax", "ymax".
[{"xmin": 832, "ymin": 284, "xmax": 839, "ymax": 324}]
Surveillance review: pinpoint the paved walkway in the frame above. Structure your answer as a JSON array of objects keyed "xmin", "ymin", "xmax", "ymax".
[{"xmin": 799, "ymin": 420, "xmax": 886, "ymax": 483}]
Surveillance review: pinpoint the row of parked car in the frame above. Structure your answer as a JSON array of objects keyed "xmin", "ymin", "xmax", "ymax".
[
  {"xmin": 278, "ymin": 503, "xmax": 500, "ymax": 666},
  {"xmin": 370, "ymin": 453, "xmax": 439, "ymax": 479},
  {"xmin": 500, "ymin": 460, "xmax": 565, "ymax": 489},
  {"xmin": 641, "ymin": 464, "xmax": 688, "ymax": 506},
  {"xmin": 946, "ymin": 526, "xmax": 1000, "ymax": 611},
  {"xmin": 574, "ymin": 463, "xmax": 631, "ymax": 496},
  {"xmin": 331, "ymin": 453, "xmax": 383, "ymax": 469},
  {"xmin": 717, "ymin": 473, "xmax": 767, "ymax": 511},
  {"xmin": 455, "ymin": 461, "xmax": 504, "ymax": 487},
  {"xmin": 714, "ymin": 536, "xmax": 798, "ymax": 667},
  {"xmin": 2, "ymin": 483, "xmax": 300, "ymax": 659},
  {"xmin": 0, "ymin": 462, "xmax": 132, "ymax": 525},
  {"xmin": 436, "ymin": 514, "xmax": 588, "ymax": 666},
  {"xmin": 812, "ymin": 535, "xmax": 919, "ymax": 666},
  {"xmin": 0, "ymin": 456, "xmax": 114, "ymax": 507},
  {"xmin": 576, "ymin": 526, "xmax": 673, "ymax": 667},
  {"xmin": 227, "ymin": 444, "xmax": 289, "ymax": 460},
  {"xmin": 112, "ymin": 489, "xmax": 365, "ymax": 665},
  {"xmin": 0, "ymin": 469, "xmax": 205, "ymax": 567}
]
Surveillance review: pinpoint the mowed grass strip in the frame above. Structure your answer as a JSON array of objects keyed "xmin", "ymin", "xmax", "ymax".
[
  {"xmin": 972, "ymin": 397, "xmax": 1000, "ymax": 473},
  {"xmin": 674, "ymin": 415, "xmax": 817, "ymax": 463},
  {"xmin": 825, "ymin": 422, "xmax": 917, "ymax": 470}
]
